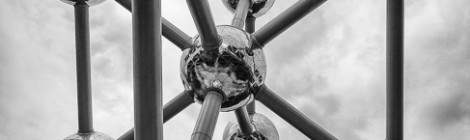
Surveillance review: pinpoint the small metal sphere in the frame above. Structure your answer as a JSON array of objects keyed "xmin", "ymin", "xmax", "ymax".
[
  {"xmin": 64, "ymin": 131, "xmax": 114, "ymax": 140},
  {"xmin": 223, "ymin": 113, "xmax": 279, "ymax": 140},
  {"xmin": 60, "ymin": 0, "xmax": 105, "ymax": 6},
  {"xmin": 180, "ymin": 25, "xmax": 266, "ymax": 112},
  {"xmin": 222, "ymin": 0, "xmax": 275, "ymax": 17}
]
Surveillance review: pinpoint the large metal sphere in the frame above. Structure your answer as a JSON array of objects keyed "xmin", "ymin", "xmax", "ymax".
[
  {"xmin": 64, "ymin": 131, "xmax": 114, "ymax": 140},
  {"xmin": 223, "ymin": 113, "xmax": 279, "ymax": 140},
  {"xmin": 222, "ymin": 0, "xmax": 275, "ymax": 17},
  {"xmin": 60, "ymin": 0, "xmax": 105, "ymax": 6},
  {"xmin": 180, "ymin": 25, "xmax": 266, "ymax": 112}
]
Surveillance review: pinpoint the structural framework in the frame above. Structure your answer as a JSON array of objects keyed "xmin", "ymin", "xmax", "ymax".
[{"xmin": 61, "ymin": 0, "xmax": 404, "ymax": 140}]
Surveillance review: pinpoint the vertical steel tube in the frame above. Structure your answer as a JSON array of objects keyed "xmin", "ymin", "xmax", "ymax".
[
  {"xmin": 117, "ymin": 91, "xmax": 195, "ymax": 140},
  {"xmin": 386, "ymin": 0, "xmax": 404, "ymax": 140},
  {"xmin": 234, "ymin": 107, "xmax": 255, "ymax": 135},
  {"xmin": 246, "ymin": 15, "xmax": 256, "ymax": 115},
  {"xmin": 186, "ymin": 0, "xmax": 221, "ymax": 50},
  {"xmin": 252, "ymin": 0, "xmax": 326, "ymax": 48},
  {"xmin": 191, "ymin": 91, "xmax": 223, "ymax": 140},
  {"xmin": 231, "ymin": 0, "xmax": 251, "ymax": 28},
  {"xmin": 74, "ymin": 2, "xmax": 93, "ymax": 133},
  {"xmin": 255, "ymin": 85, "xmax": 336, "ymax": 140},
  {"xmin": 132, "ymin": 0, "xmax": 162, "ymax": 139},
  {"xmin": 115, "ymin": 0, "xmax": 193, "ymax": 50}
]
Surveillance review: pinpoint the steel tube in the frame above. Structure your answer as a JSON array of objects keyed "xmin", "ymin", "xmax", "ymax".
[
  {"xmin": 74, "ymin": 2, "xmax": 93, "ymax": 133},
  {"xmin": 116, "ymin": 0, "xmax": 192, "ymax": 50},
  {"xmin": 252, "ymin": 0, "xmax": 326, "ymax": 48},
  {"xmin": 231, "ymin": 0, "xmax": 251, "ymax": 28},
  {"xmin": 386, "ymin": 0, "xmax": 404, "ymax": 140},
  {"xmin": 117, "ymin": 91, "xmax": 195, "ymax": 140},
  {"xmin": 132, "ymin": 0, "xmax": 162, "ymax": 139},
  {"xmin": 191, "ymin": 91, "xmax": 223, "ymax": 140},
  {"xmin": 234, "ymin": 107, "xmax": 255, "ymax": 135},
  {"xmin": 255, "ymin": 85, "xmax": 336, "ymax": 140},
  {"xmin": 186, "ymin": 0, "xmax": 221, "ymax": 50},
  {"xmin": 245, "ymin": 15, "xmax": 256, "ymax": 115}
]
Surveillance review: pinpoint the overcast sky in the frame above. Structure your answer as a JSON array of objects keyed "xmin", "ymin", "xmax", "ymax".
[{"xmin": 1, "ymin": 0, "xmax": 469, "ymax": 139}]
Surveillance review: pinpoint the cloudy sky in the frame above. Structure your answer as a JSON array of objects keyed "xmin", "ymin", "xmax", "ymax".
[{"xmin": 1, "ymin": 0, "xmax": 469, "ymax": 139}]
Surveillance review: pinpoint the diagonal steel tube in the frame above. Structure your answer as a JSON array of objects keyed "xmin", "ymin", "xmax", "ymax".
[
  {"xmin": 234, "ymin": 107, "xmax": 255, "ymax": 135},
  {"xmin": 386, "ymin": 0, "xmax": 404, "ymax": 139},
  {"xmin": 74, "ymin": 1, "xmax": 94, "ymax": 133},
  {"xmin": 132, "ymin": 0, "xmax": 162, "ymax": 139},
  {"xmin": 117, "ymin": 91, "xmax": 195, "ymax": 140},
  {"xmin": 191, "ymin": 91, "xmax": 223, "ymax": 140},
  {"xmin": 255, "ymin": 85, "xmax": 337, "ymax": 140},
  {"xmin": 231, "ymin": 0, "xmax": 251, "ymax": 28},
  {"xmin": 115, "ymin": 0, "xmax": 192, "ymax": 50},
  {"xmin": 252, "ymin": 0, "xmax": 326, "ymax": 48},
  {"xmin": 186, "ymin": 0, "xmax": 221, "ymax": 50}
]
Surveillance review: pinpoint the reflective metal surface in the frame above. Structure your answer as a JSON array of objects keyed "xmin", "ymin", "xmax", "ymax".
[
  {"xmin": 222, "ymin": 0, "xmax": 275, "ymax": 17},
  {"xmin": 223, "ymin": 113, "xmax": 279, "ymax": 140},
  {"xmin": 61, "ymin": 0, "xmax": 105, "ymax": 6},
  {"xmin": 64, "ymin": 132, "xmax": 114, "ymax": 140},
  {"xmin": 181, "ymin": 25, "xmax": 266, "ymax": 112}
]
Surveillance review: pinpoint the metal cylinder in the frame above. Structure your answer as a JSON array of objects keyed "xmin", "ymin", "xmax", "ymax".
[
  {"xmin": 245, "ymin": 15, "xmax": 256, "ymax": 115},
  {"xmin": 255, "ymin": 85, "xmax": 336, "ymax": 140},
  {"xmin": 234, "ymin": 107, "xmax": 255, "ymax": 135},
  {"xmin": 74, "ymin": 2, "xmax": 93, "ymax": 133},
  {"xmin": 386, "ymin": 0, "xmax": 404, "ymax": 140},
  {"xmin": 231, "ymin": 0, "xmax": 251, "ymax": 28},
  {"xmin": 191, "ymin": 91, "xmax": 223, "ymax": 140},
  {"xmin": 132, "ymin": 0, "xmax": 162, "ymax": 139},
  {"xmin": 115, "ymin": 0, "xmax": 192, "ymax": 50},
  {"xmin": 117, "ymin": 91, "xmax": 194, "ymax": 140},
  {"xmin": 186, "ymin": 0, "xmax": 221, "ymax": 50},
  {"xmin": 252, "ymin": 0, "xmax": 326, "ymax": 47}
]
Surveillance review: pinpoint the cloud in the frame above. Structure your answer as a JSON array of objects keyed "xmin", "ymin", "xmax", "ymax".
[{"xmin": 1, "ymin": 0, "xmax": 470, "ymax": 140}]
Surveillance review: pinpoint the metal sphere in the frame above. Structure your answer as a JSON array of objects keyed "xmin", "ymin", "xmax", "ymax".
[
  {"xmin": 64, "ymin": 131, "xmax": 114, "ymax": 140},
  {"xmin": 60, "ymin": 0, "xmax": 105, "ymax": 6},
  {"xmin": 223, "ymin": 113, "xmax": 279, "ymax": 140},
  {"xmin": 180, "ymin": 25, "xmax": 266, "ymax": 112},
  {"xmin": 222, "ymin": 0, "xmax": 275, "ymax": 17}
]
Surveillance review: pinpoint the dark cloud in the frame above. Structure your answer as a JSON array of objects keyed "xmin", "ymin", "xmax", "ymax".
[{"xmin": 2, "ymin": 0, "xmax": 470, "ymax": 139}]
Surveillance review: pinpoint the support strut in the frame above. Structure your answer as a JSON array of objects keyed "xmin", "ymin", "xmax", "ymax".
[
  {"xmin": 253, "ymin": 0, "xmax": 326, "ymax": 48},
  {"xmin": 191, "ymin": 91, "xmax": 223, "ymax": 140},
  {"xmin": 117, "ymin": 91, "xmax": 194, "ymax": 140},
  {"xmin": 74, "ymin": 1, "xmax": 93, "ymax": 133},
  {"xmin": 255, "ymin": 85, "xmax": 336, "ymax": 140},
  {"xmin": 386, "ymin": 0, "xmax": 404, "ymax": 139},
  {"xmin": 132, "ymin": 0, "xmax": 162, "ymax": 139}
]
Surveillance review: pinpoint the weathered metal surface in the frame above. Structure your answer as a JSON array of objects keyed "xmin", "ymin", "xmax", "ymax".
[
  {"xmin": 223, "ymin": 113, "xmax": 279, "ymax": 140},
  {"xmin": 222, "ymin": 0, "xmax": 275, "ymax": 17},
  {"xmin": 191, "ymin": 91, "xmax": 224, "ymax": 140},
  {"xmin": 61, "ymin": 0, "xmax": 105, "ymax": 6},
  {"xmin": 64, "ymin": 132, "xmax": 114, "ymax": 140},
  {"xmin": 181, "ymin": 25, "xmax": 266, "ymax": 112}
]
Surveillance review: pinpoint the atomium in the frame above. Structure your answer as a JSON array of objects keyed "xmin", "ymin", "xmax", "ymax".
[
  {"xmin": 181, "ymin": 25, "xmax": 266, "ymax": 112},
  {"xmin": 60, "ymin": 0, "xmax": 339, "ymax": 139}
]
